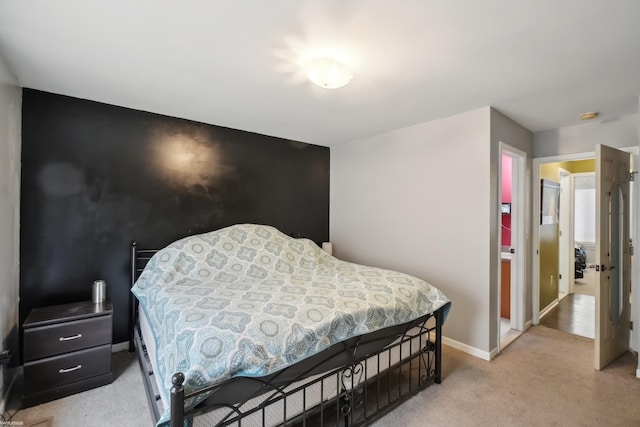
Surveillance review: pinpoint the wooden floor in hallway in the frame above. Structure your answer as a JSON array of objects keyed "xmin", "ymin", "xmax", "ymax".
[{"xmin": 540, "ymin": 293, "xmax": 595, "ymax": 339}]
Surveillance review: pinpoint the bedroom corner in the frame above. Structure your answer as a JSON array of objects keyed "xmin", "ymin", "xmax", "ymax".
[{"xmin": 0, "ymin": 51, "xmax": 21, "ymax": 416}]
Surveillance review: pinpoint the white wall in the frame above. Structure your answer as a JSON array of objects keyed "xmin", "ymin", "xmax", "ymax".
[
  {"xmin": 331, "ymin": 107, "xmax": 493, "ymax": 355},
  {"xmin": 574, "ymin": 176, "xmax": 595, "ymax": 243},
  {"xmin": 489, "ymin": 109, "xmax": 533, "ymax": 350},
  {"xmin": 0, "ymin": 52, "xmax": 21, "ymax": 412}
]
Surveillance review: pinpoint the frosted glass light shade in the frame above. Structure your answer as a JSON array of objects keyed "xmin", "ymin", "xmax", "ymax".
[{"xmin": 306, "ymin": 57, "xmax": 353, "ymax": 89}]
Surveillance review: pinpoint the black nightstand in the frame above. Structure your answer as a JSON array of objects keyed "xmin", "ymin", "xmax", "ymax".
[{"xmin": 22, "ymin": 300, "xmax": 113, "ymax": 407}]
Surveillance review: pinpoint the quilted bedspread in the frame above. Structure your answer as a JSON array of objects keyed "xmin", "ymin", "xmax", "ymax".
[{"xmin": 132, "ymin": 224, "xmax": 450, "ymax": 425}]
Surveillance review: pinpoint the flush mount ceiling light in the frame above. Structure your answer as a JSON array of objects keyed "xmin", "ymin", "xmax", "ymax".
[
  {"xmin": 580, "ymin": 111, "xmax": 599, "ymax": 120},
  {"xmin": 306, "ymin": 57, "xmax": 353, "ymax": 89}
]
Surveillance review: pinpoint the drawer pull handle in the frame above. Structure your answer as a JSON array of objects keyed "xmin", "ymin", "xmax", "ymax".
[
  {"xmin": 59, "ymin": 334, "xmax": 82, "ymax": 341},
  {"xmin": 59, "ymin": 364, "xmax": 82, "ymax": 374}
]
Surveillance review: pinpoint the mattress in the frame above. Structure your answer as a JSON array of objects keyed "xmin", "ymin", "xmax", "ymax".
[{"xmin": 139, "ymin": 307, "xmax": 433, "ymax": 427}]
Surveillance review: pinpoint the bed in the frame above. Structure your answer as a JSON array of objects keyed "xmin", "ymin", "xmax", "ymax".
[{"xmin": 129, "ymin": 224, "xmax": 451, "ymax": 427}]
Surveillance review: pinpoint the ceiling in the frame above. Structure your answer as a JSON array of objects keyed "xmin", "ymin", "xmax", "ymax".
[{"xmin": 0, "ymin": 1, "xmax": 639, "ymax": 146}]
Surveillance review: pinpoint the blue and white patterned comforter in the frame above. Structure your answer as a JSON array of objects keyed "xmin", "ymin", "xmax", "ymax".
[{"xmin": 132, "ymin": 224, "xmax": 450, "ymax": 425}]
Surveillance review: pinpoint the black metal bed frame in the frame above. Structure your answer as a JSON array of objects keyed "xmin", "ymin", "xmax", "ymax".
[{"xmin": 129, "ymin": 242, "xmax": 447, "ymax": 427}]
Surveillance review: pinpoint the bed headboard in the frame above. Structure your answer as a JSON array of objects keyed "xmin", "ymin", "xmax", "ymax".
[
  {"xmin": 130, "ymin": 242, "xmax": 158, "ymax": 285},
  {"xmin": 129, "ymin": 241, "xmax": 159, "ymax": 351}
]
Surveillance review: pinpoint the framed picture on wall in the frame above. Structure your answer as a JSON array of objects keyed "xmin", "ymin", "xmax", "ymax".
[{"xmin": 540, "ymin": 179, "xmax": 560, "ymax": 225}]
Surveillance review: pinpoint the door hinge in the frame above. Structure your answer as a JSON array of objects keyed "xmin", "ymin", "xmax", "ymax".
[
  {"xmin": 630, "ymin": 171, "xmax": 637, "ymax": 182},
  {"xmin": 559, "ymin": 274, "xmax": 562, "ymax": 279},
  {"xmin": 630, "ymin": 321, "xmax": 634, "ymax": 331}
]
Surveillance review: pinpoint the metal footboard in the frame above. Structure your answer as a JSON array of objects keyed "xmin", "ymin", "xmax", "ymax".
[
  {"xmin": 130, "ymin": 241, "xmax": 447, "ymax": 427},
  {"xmin": 167, "ymin": 308, "xmax": 443, "ymax": 427}
]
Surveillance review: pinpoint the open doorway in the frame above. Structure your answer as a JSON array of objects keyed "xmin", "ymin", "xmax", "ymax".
[
  {"xmin": 572, "ymin": 173, "xmax": 597, "ymax": 300},
  {"xmin": 532, "ymin": 147, "xmax": 639, "ymax": 372},
  {"xmin": 498, "ymin": 143, "xmax": 526, "ymax": 351},
  {"xmin": 539, "ymin": 161, "xmax": 596, "ymax": 340}
]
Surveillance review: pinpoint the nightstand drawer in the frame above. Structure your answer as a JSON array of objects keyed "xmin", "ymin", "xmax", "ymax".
[
  {"xmin": 24, "ymin": 344, "xmax": 111, "ymax": 391},
  {"xmin": 23, "ymin": 315, "xmax": 112, "ymax": 361}
]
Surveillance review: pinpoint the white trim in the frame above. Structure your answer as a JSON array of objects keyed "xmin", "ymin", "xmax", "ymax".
[
  {"xmin": 442, "ymin": 336, "xmax": 491, "ymax": 361},
  {"xmin": 558, "ymin": 168, "xmax": 571, "ymax": 297},
  {"xmin": 497, "ymin": 147, "xmax": 504, "ymax": 353},
  {"xmin": 112, "ymin": 341, "xmax": 130, "ymax": 353},
  {"xmin": 524, "ymin": 320, "xmax": 532, "ymax": 329},
  {"xmin": 498, "ymin": 142, "xmax": 527, "ymax": 355},
  {"xmin": 489, "ymin": 346, "xmax": 500, "ymax": 361},
  {"xmin": 636, "ymin": 368, "xmax": 640, "ymax": 379},
  {"xmin": 513, "ymin": 146, "xmax": 527, "ymax": 333},
  {"xmin": 539, "ymin": 299, "xmax": 559, "ymax": 319},
  {"xmin": 532, "ymin": 154, "xmax": 539, "ymax": 324},
  {"xmin": 631, "ymin": 151, "xmax": 640, "ymax": 354}
]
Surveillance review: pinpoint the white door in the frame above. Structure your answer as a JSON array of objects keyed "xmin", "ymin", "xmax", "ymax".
[{"xmin": 595, "ymin": 144, "xmax": 631, "ymax": 370}]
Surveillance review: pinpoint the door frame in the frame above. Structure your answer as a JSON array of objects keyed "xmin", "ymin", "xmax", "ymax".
[
  {"xmin": 533, "ymin": 152, "xmax": 588, "ymax": 324},
  {"xmin": 497, "ymin": 142, "xmax": 527, "ymax": 352},
  {"xmin": 558, "ymin": 167, "xmax": 572, "ymax": 298},
  {"xmin": 532, "ymin": 147, "xmax": 639, "ymax": 361}
]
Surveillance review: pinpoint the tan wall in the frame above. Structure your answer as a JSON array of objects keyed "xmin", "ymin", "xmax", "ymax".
[
  {"xmin": 539, "ymin": 222, "xmax": 559, "ymax": 309},
  {"xmin": 540, "ymin": 159, "xmax": 595, "ymax": 180}
]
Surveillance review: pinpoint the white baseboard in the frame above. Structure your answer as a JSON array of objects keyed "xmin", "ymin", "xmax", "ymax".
[
  {"xmin": 539, "ymin": 299, "xmax": 559, "ymax": 319},
  {"xmin": 442, "ymin": 336, "xmax": 491, "ymax": 361},
  {"xmin": 489, "ymin": 346, "xmax": 499, "ymax": 360},
  {"xmin": 112, "ymin": 341, "xmax": 130, "ymax": 353}
]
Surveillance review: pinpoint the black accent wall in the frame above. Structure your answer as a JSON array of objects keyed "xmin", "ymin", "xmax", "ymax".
[{"xmin": 20, "ymin": 89, "xmax": 330, "ymax": 346}]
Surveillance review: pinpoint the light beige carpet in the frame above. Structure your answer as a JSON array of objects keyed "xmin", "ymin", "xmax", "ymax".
[
  {"xmin": 10, "ymin": 326, "xmax": 640, "ymax": 427},
  {"xmin": 374, "ymin": 325, "xmax": 639, "ymax": 427},
  {"xmin": 11, "ymin": 351, "xmax": 153, "ymax": 427}
]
